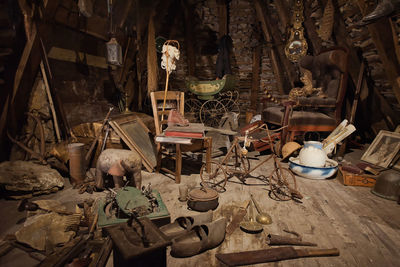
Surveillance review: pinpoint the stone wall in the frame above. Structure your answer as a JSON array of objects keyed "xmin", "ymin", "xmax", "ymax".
[{"xmin": 166, "ymin": 0, "xmax": 277, "ymax": 118}]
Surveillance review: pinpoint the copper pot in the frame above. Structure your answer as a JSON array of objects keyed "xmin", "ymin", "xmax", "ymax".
[{"xmin": 187, "ymin": 187, "xmax": 219, "ymax": 212}]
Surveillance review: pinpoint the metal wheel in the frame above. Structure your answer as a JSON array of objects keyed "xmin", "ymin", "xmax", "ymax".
[
  {"xmin": 226, "ymin": 150, "xmax": 250, "ymax": 182},
  {"xmin": 200, "ymin": 161, "xmax": 228, "ymax": 193},
  {"xmin": 184, "ymin": 98, "xmax": 202, "ymax": 122},
  {"xmin": 269, "ymin": 165, "xmax": 298, "ymax": 201},
  {"xmin": 200, "ymin": 99, "xmax": 227, "ymax": 127},
  {"xmin": 223, "ymin": 98, "xmax": 240, "ymax": 114}
]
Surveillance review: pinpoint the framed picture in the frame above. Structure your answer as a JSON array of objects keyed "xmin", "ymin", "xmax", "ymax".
[
  {"xmin": 109, "ymin": 115, "xmax": 157, "ymax": 172},
  {"xmin": 361, "ymin": 130, "xmax": 400, "ymax": 168}
]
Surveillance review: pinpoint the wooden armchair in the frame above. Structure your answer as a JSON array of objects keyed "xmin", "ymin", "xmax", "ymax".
[
  {"xmin": 262, "ymin": 47, "xmax": 349, "ymax": 144},
  {"xmin": 150, "ymin": 91, "xmax": 212, "ymax": 183}
]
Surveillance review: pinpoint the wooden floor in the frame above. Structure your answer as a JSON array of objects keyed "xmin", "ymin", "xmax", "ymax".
[
  {"xmin": 143, "ymin": 149, "xmax": 400, "ymax": 267},
  {"xmin": 1, "ymin": 149, "xmax": 399, "ymax": 266}
]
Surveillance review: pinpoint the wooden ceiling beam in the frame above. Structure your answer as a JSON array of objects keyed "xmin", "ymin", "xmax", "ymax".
[
  {"xmin": 332, "ymin": 0, "xmax": 398, "ymax": 130},
  {"xmin": 357, "ymin": 0, "xmax": 400, "ymax": 105},
  {"xmin": 254, "ymin": 0, "xmax": 290, "ymax": 93},
  {"xmin": 53, "ymin": 0, "xmax": 108, "ymax": 41}
]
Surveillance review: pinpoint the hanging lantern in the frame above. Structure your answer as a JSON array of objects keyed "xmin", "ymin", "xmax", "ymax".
[{"xmin": 106, "ymin": 37, "xmax": 122, "ymax": 66}]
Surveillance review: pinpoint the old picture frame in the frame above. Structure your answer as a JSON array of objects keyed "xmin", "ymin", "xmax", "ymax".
[
  {"xmin": 109, "ymin": 115, "xmax": 157, "ymax": 172},
  {"xmin": 361, "ymin": 130, "xmax": 400, "ymax": 168}
]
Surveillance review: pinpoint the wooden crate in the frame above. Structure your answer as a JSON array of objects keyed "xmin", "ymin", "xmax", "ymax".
[{"xmin": 338, "ymin": 167, "xmax": 377, "ymax": 187}]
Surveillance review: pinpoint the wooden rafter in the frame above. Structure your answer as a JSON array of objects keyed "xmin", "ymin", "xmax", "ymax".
[
  {"xmin": 254, "ymin": 0, "xmax": 286, "ymax": 94},
  {"xmin": 357, "ymin": 0, "xmax": 400, "ymax": 105},
  {"xmin": 182, "ymin": 0, "xmax": 196, "ymax": 76},
  {"xmin": 332, "ymin": 0, "xmax": 399, "ymax": 129}
]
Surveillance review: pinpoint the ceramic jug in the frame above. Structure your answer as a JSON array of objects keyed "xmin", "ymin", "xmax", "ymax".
[{"xmin": 299, "ymin": 141, "xmax": 327, "ymax": 167}]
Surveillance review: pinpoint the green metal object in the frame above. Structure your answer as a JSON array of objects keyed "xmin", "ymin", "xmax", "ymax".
[
  {"xmin": 98, "ymin": 187, "xmax": 170, "ymax": 228},
  {"xmin": 186, "ymin": 74, "xmax": 236, "ymax": 100}
]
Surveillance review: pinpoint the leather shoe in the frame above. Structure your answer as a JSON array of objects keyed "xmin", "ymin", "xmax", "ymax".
[
  {"xmin": 159, "ymin": 210, "xmax": 213, "ymax": 239},
  {"xmin": 170, "ymin": 217, "xmax": 227, "ymax": 258}
]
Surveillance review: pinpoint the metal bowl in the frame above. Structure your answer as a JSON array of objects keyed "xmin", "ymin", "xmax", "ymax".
[
  {"xmin": 371, "ymin": 170, "xmax": 400, "ymax": 201},
  {"xmin": 289, "ymin": 157, "xmax": 338, "ymax": 180}
]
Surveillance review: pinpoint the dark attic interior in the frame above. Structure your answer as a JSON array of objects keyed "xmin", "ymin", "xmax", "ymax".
[{"xmin": 1, "ymin": 0, "xmax": 400, "ymax": 266}]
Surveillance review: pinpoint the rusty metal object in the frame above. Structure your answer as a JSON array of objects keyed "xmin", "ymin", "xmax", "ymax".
[
  {"xmin": 199, "ymin": 123, "xmax": 302, "ymax": 202},
  {"xmin": 85, "ymin": 107, "xmax": 114, "ymax": 164},
  {"xmin": 7, "ymin": 112, "xmax": 46, "ymax": 163},
  {"xmin": 68, "ymin": 143, "xmax": 86, "ymax": 186},
  {"xmin": 187, "ymin": 186, "xmax": 219, "ymax": 212},
  {"xmin": 267, "ymin": 234, "xmax": 317, "ymax": 246},
  {"xmin": 216, "ymin": 247, "xmax": 340, "ymax": 266}
]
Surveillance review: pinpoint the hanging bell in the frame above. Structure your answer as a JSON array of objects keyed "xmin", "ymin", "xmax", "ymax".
[{"xmin": 106, "ymin": 37, "xmax": 122, "ymax": 66}]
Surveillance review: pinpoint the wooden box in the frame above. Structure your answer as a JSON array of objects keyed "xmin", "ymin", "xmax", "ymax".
[{"xmin": 338, "ymin": 167, "xmax": 377, "ymax": 187}]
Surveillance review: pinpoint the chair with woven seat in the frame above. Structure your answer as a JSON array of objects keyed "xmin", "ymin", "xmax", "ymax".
[
  {"xmin": 262, "ymin": 47, "xmax": 349, "ymax": 145},
  {"xmin": 150, "ymin": 91, "xmax": 212, "ymax": 183}
]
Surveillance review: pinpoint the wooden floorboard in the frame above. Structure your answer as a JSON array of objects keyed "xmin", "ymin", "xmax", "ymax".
[
  {"xmin": 142, "ymin": 149, "xmax": 400, "ymax": 267},
  {"xmin": 0, "ymin": 148, "xmax": 398, "ymax": 266}
]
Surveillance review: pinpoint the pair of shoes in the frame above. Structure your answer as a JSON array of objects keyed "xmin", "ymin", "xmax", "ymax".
[
  {"xmin": 159, "ymin": 210, "xmax": 213, "ymax": 240},
  {"xmin": 170, "ymin": 217, "xmax": 227, "ymax": 258},
  {"xmin": 168, "ymin": 109, "xmax": 189, "ymax": 127}
]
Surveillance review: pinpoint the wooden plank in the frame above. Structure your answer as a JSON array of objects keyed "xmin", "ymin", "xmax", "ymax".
[
  {"xmin": 332, "ymin": 1, "xmax": 399, "ymax": 128},
  {"xmin": 273, "ymin": 0, "xmax": 290, "ymax": 30},
  {"xmin": 109, "ymin": 117, "xmax": 157, "ymax": 173},
  {"xmin": 47, "ymin": 47, "xmax": 108, "ymax": 69},
  {"xmin": 250, "ymin": 45, "xmax": 261, "ymax": 108},
  {"xmin": 217, "ymin": 0, "xmax": 228, "ymax": 38},
  {"xmin": 304, "ymin": 0, "xmax": 323, "ymax": 54},
  {"xmin": 254, "ymin": 0, "xmax": 286, "ymax": 94},
  {"xmin": 3, "ymin": 0, "xmax": 58, "ymax": 138},
  {"xmin": 52, "ymin": 0, "xmax": 108, "ymax": 40},
  {"xmin": 357, "ymin": 0, "xmax": 400, "ymax": 105},
  {"xmin": 182, "ymin": 0, "xmax": 196, "ymax": 76},
  {"xmin": 266, "ymin": 13, "xmax": 297, "ymax": 89},
  {"xmin": 147, "ymin": 13, "xmax": 158, "ymax": 93}
]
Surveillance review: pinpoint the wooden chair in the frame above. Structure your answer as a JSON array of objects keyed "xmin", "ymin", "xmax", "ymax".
[
  {"xmin": 150, "ymin": 91, "xmax": 212, "ymax": 183},
  {"xmin": 262, "ymin": 47, "xmax": 349, "ymax": 144}
]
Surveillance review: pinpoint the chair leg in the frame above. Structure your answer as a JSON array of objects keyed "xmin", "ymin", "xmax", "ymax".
[
  {"xmin": 156, "ymin": 143, "xmax": 162, "ymax": 173},
  {"xmin": 205, "ymin": 137, "xmax": 212, "ymax": 173},
  {"xmin": 175, "ymin": 144, "xmax": 182, "ymax": 184}
]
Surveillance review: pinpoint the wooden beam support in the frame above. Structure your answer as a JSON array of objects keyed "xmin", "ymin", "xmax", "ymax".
[
  {"xmin": 47, "ymin": 47, "xmax": 108, "ymax": 68},
  {"xmin": 147, "ymin": 12, "xmax": 158, "ymax": 93},
  {"xmin": 332, "ymin": 0, "xmax": 398, "ymax": 130},
  {"xmin": 254, "ymin": 0, "xmax": 286, "ymax": 94},
  {"xmin": 0, "ymin": 0, "xmax": 59, "ymax": 156},
  {"xmin": 273, "ymin": 0, "xmax": 290, "ymax": 31},
  {"xmin": 303, "ymin": 0, "xmax": 323, "ymax": 54},
  {"xmin": 182, "ymin": 0, "xmax": 196, "ymax": 76},
  {"xmin": 265, "ymin": 8, "xmax": 297, "ymax": 89},
  {"xmin": 357, "ymin": 0, "xmax": 400, "ymax": 105},
  {"xmin": 217, "ymin": 0, "xmax": 228, "ymax": 38},
  {"xmin": 53, "ymin": 1, "xmax": 108, "ymax": 40},
  {"xmin": 251, "ymin": 45, "xmax": 261, "ymax": 108}
]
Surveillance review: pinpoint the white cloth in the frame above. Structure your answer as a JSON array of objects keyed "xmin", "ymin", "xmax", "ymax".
[{"xmin": 161, "ymin": 44, "xmax": 180, "ymax": 74}]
